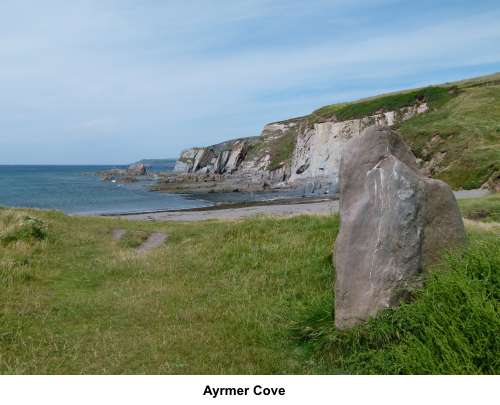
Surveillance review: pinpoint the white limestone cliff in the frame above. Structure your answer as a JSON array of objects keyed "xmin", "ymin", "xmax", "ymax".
[{"xmin": 171, "ymin": 102, "xmax": 428, "ymax": 193}]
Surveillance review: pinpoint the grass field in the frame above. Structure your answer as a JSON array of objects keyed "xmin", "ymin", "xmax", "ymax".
[
  {"xmin": 458, "ymin": 193, "xmax": 500, "ymax": 222},
  {"xmin": 0, "ymin": 195, "xmax": 499, "ymax": 374}
]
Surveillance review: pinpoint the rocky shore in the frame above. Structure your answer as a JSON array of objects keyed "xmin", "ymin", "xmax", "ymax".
[
  {"xmin": 110, "ymin": 198, "xmax": 340, "ymax": 222},
  {"xmin": 155, "ymin": 100, "xmax": 429, "ymax": 196},
  {"xmin": 94, "ymin": 189, "xmax": 489, "ymax": 222},
  {"xmin": 98, "ymin": 163, "xmax": 148, "ymax": 183},
  {"xmin": 97, "ymin": 79, "xmax": 500, "ymax": 197}
]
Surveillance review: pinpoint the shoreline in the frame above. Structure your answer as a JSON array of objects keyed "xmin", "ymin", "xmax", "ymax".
[
  {"xmin": 8, "ymin": 188, "xmax": 490, "ymax": 222},
  {"xmin": 97, "ymin": 195, "xmax": 338, "ymax": 217},
  {"xmin": 97, "ymin": 188, "xmax": 490, "ymax": 222},
  {"xmin": 112, "ymin": 198, "xmax": 341, "ymax": 222}
]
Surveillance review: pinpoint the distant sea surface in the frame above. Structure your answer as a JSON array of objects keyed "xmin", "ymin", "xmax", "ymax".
[{"xmin": 0, "ymin": 164, "xmax": 213, "ymax": 215}]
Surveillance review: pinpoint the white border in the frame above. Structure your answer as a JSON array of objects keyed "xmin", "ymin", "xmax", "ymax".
[{"xmin": 1, "ymin": 375, "xmax": 498, "ymax": 405}]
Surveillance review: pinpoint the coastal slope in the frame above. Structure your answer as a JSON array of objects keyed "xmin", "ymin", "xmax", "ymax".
[
  {"xmin": 164, "ymin": 73, "xmax": 500, "ymax": 193},
  {"xmin": 1, "ymin": 194, "xmax": 498, "ymax": 374}
]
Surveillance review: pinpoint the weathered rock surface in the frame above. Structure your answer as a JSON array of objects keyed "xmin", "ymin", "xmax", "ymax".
[
  {"xmin": 481, "ymin": 171, "xmax": 500, "ymax": 193},
  {"xmin": 99, "ymin": 163, "xmax": 148, "ymax": 182},
  {"xmin": 334, "ymin": 126, "xmax": 466, "ymax": 330},
  {"xmin": 127, "ymin": 163, "xmax": 147, "ymax": 176},
  {"xmin": 289, "ymin": 104, "xmax": 428, "ymax": 185},
  {"xmin": 165, "ymin": 103, "xmax": 428, "ymax": 194}
]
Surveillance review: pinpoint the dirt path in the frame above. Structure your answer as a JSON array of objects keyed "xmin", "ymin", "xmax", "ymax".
[
  {"xmin": 136, "ymin": 232, "xmax": 168, "ymax": 253},
  {"xmin": 111, "ymin": 228, "xmax": 126, "ymax": 240},
  {"xmin": 463, "ymin": 219, "xmax": 500, "ymax": 232},
  {"xmin": 112, "ymin": 228, "xmax": 168, "ymax": 252},
  {"xmin": 454, "ymin": 189, "xmax": 491, "ymax": 199}
]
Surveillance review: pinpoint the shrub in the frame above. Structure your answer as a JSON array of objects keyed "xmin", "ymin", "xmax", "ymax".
[{"xmin": 0, "ymin": 211, "xmax": 48, "ymax": 245}]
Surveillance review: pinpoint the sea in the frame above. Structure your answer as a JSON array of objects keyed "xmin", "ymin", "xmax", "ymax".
[
  {"xmin": 0, "ymin": 163, "xmax": 325, "ymax": 215},
  {"xmin": 0, "ymin": 163, "xmax": 213, "ymax": 215}
]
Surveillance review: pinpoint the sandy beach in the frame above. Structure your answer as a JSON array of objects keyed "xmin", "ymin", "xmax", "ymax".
[
  {"xmin": 105, "ymin": 189, "xmax": 490, "ymax": 222},
  {"xmin": 112, "ymin": 199, "xmax": 340, "ymax": 221}
]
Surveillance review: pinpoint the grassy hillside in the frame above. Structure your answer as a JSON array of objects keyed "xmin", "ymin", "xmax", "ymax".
[
  {"xmin": 277, "ymin": 73, "xmax": 500, "ymax": 189},
  {"xmin": 1, "ymin": 196, "xmax": 498, "ymax": 374},
  {"xmin": 399, "ymin": 75, "xmax": 500, "ymax": 189},
  {"xmin": 174, "ymin": 73, "xmax": 499, "ymax": 189},
  {"xmin": 310, "ymin": 85, "xmax": 455, "ymax": 123}
]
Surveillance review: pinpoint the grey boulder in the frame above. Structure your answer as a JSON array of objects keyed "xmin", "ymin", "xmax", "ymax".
[
  {"xmin": 334, "ymin": 126, "xmax": 466, "ymax": 330},
  {"xmin": 127, "ymin": 163, "xmax": 147, "ymax": 176}
]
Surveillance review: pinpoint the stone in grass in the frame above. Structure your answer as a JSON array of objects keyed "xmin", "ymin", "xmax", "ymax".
[{"xmin": 334, "ymin": 126, "xmax": 466, "ymax": 330}]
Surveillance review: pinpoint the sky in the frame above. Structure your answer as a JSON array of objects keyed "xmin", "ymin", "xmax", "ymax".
[{"xmin": 1, "ymin": 0, "xmax": 500, "ymax": 164}]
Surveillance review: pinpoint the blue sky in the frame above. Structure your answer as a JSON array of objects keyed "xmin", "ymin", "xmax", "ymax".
[{"xmin": 1, "ymin": 0, "xmax": 500, "ymax": 164}]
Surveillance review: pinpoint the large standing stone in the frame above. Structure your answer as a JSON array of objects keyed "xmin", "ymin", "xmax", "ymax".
[{"xmin": 334, "ymin": 126, "xmax": 466, "ymax": 330}]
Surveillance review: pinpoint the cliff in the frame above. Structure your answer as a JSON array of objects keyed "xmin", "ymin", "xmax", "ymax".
[
  {"xmin": 163, "ymin": 73, "xmax": 500, "ymax": 193},
  {"xmin": 165, "ymin": 102, "xmax": 428, "ymax": 195}
]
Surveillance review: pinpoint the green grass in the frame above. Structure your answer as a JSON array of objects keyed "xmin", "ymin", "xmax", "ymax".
[
  {"xmin": 0, "ymin": 194, "xmax": 498, "ymax": 374},
  {"xmin": 459, "ymin": 193, "xmax": 500, "ymax": 222},
  {"xmin": 0, "ymin": 209, "xmax": 337, "ymax": 374},
  {"xmin": 291, "ymin": 230, "xmax": 499, "ymax": 374},
  {"xmin": 399, "ymin": 82, "xmax": 500, "ymax": 189},
  {"xmin": 245, "ymin": 126, "xmax": 298, "ymax": 172},
  {"xmin": 311, "ymin": 86, "xmax": 455, "ymax": 123},
  {"xmin": 269, "ymin": 73, "xmax": 500, "ymax": 189},
  {"xmin": 268, "ymin": 129, "xmax": 298, "ymax": 171},
  {"xmin": 0, "ymin": 211, "xmax": 47, "ymax": 246},
  {"xmin": 118, "ymin": 230, "xmax": 150, "ymax": 249}
]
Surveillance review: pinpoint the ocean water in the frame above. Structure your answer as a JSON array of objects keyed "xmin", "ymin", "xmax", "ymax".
[{"xmin": 0, "ymin": 164, "xmax": 212, "ymax": 215}]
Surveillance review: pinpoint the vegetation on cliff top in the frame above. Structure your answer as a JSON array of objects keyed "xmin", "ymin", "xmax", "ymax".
[
  {"xmin": 244, "ymin": 73, "xmax": 500, "ymax": 189},
  {"xmin": 305, "ymin": 73, "xmax": 500, "ymax": 190},
  {"xmin": 1, "ymin": 193, "xmax": 498, "ymax": 374},
  {"xmin": 310, "ymin": 85, "xmax": 456, "ymax": 123},
  {"xmin": 268, "ymin": 128, "xmax": 298, "ymax": 171},
  {"xmin": 398, "ymin": 77, "xmax": 500, "ymax": 189},
  {"xmin": 175, "ymin": 73, "xmax": 498, "ymax": 190}
]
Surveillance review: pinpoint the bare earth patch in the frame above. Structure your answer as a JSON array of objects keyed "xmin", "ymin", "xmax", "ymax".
[
  {"xmin": 463, "ymin": 219, "xmax": 500, "ymax": 232},
  {"xmin": 136, "ymin": 232, "xmax": 168, "ymax": 253},
  {"xmin": 111, "ymin": 229, "xmax": 126, "ymax": 240}
]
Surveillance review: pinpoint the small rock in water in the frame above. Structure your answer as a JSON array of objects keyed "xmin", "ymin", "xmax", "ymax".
[
  {"xmin": 127, "ymin": 163, "xmax": 147, "ymax": 176},
  {"xmin": 334, "ymin": 126, "xmax": 466, "ymax": 330}
]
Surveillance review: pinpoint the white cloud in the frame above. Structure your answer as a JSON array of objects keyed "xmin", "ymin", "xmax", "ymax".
[{"xmin": 0, "ymin": 1, "xmax": 499, "ymax": 163}]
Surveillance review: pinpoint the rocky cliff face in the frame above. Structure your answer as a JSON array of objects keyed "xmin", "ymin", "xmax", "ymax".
[
  {"xmin": 173, "ymin": 138, "xmax": 254, "ymax": 174},
  {"xmin": 168, "ymin": 100, "xmax": 429, "ymax": 194},
  {"xmin": 289, "ymin": 104, "xmax": 428, "ymax": 185}
]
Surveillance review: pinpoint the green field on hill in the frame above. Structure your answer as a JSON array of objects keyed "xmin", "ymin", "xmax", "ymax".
[
  {"xmin": 1, "ymin": 195, "xmax": 498, "ymax": 374},
  {"xmin": 306, "ymin": 73, "xmax": 500, "ymax": 190}
]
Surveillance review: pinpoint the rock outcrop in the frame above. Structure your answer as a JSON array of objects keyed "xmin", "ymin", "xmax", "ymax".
[
  {"xmin": 334, "ymin": 126, "xmax": 466, "ymax": 330},
  {"xmin": 174, "ymin": 139, "xmax": 252, "ymax": 175},
  {"xmin": 99, "ymin": 163, "xmax": 148, "ymax": 183},
  {"xmin": 289, "ymin": 104, "xmax": 428, "ymax": 185},
  {"xmin": 481, "ymin": 171, "xmax": 500, "ymax": 193},
  {"xmin": 127, "ymin": 163, "xmax": 147, "ymax": 176},
  {"xmin": 165, "ymin": 102, "xmax": 428, "ymax": 194}
]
